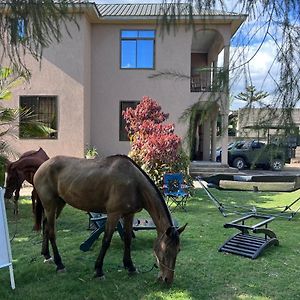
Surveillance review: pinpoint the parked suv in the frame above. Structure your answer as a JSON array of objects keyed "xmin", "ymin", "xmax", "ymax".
[
  {"xmin": 216, "ymin": 141, "xmax": 245, "ymax": 162},
  {"xmin": 228, "ymin": 140, "xmax": 290, "ymax": 171}
]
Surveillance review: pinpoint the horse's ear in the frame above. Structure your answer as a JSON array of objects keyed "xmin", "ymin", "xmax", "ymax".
[
  {"xmin": 177, "ymin": 223, "xmax": 187, "ymax": 235},
  {"xmin": 166, "ymin": 226, "xmax": 173, "ymax": 237}
]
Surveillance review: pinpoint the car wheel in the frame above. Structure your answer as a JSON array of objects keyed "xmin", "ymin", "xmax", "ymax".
[
  {"xmin": 232, "ymin": 157, "xmax": 246, "ymax": 170},
  {"xmin": 270, "ymin": 159, "xmax": 283, "ymax": 171}
]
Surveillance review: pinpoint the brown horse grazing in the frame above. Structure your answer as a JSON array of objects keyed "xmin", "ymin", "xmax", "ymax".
[
  {"xmin": 4, "ymin": 147, "xmax": 49, "ymax": 215},
  {"xmin": 33, "ymin": 155, "xmax": 186, "ymax": 284}
]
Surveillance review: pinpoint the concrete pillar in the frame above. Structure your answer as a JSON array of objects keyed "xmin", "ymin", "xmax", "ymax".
[
  {"xmin": 221, "ymin": 109, "xmax": 229, "ymax": 165},
  {"xmin": 211, "ymin": 114, "xmax": 217, "ymax": 161},
  {"xmin": 212, "ymin": 60, "xmax": 218, "ymax": 85},
  {"xmin": 221, "ymin": 44, "xmax": 230, "ymax": 166}
]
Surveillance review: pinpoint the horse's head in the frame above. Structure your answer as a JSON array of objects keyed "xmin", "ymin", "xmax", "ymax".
[
  {"xmin": 4, "ymin": 162, "xmax": 22, "ymax": 199},
  {"xmin": 153, "ymin": 224, "xmax": 187, "ymax": 285}
]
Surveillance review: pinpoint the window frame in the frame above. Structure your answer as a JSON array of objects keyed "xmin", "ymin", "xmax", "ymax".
[
  {"xmin": 19, "ymin": 95, "xmax": 58, "ymax": 140},
  {"xmin": 120, "ymin": 29, "xmax": 156, "ymax": 70},
  {"xmin": 119, "ymin": 100, "xmax": 139, "ymax": 141}
]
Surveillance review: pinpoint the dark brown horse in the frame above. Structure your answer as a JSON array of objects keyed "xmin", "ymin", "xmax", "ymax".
[
  {"xmin": 33, "ymin": 155, "xmax": 186, "ymax": 284},
  {"xmin": 4, "ymin": 147, "xmax": 49, "ymax": 215}
]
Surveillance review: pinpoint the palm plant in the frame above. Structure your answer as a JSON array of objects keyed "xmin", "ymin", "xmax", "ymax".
[
  {"xmin": 0, "ymin": 67, "xmax": 54, "ymax": 185},
  {"xmin": 0, "ymin": 67, "xmax": 26, "ymax": 158}
]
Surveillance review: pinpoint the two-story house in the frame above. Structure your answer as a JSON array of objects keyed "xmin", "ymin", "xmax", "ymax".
[{"xmin": 3, "ymin": 3, "xmax": 245, "ymax": 164}]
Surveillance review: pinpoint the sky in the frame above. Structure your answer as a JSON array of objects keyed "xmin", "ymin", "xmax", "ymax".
[{"xmin": 94, "ymin": 0, "xmax": 281, "ymax": 110}]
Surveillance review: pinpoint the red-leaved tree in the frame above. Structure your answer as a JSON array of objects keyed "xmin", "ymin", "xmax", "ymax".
[{"xmin": 123, "ymin": 96, "xmax": 189, "ymax": 185}]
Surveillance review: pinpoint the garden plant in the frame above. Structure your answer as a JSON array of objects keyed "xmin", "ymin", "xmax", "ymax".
[{"xmin": 123, "ymin": 96, "xmax": 191, "ymax": 187}]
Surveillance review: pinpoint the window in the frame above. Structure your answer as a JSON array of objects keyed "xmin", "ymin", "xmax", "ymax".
[
  {"xmin": 19, "ymin": 96, "xmax": 58, "ymax": 139},
  {"xmin": 119, "ymin": 101, "xmax": 139, "ymax": 141},
  {"xmin": 120, "ymin": 30, "xmax": 155, "ymax": 69},
  {"xmin": 17, "ymin": 19, "xmax": 25, "ymax": 39}
]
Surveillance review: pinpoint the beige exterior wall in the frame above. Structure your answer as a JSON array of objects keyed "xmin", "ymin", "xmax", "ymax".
[
  {"xmin": 91, "ymin": 23, "xmax": 231, "ymax": 157},
  {"xmin": 3, "ymin": 13, "xmax": 237, "ymax": 160},
  {"xmin": 5, "ymin": 16, "xmax": 91, "ymax": 158}
]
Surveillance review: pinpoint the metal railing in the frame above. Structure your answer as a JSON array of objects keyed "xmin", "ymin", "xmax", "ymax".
[{"xmin": 190, "ymin": 67, "xmax": 225, "ymax": 92}]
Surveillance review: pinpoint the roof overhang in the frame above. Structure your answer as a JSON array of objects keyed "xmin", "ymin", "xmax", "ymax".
[
  {"xmin": 95, "ymin": 14, "xmax": 247, "ymax": 38},
  {"xmin": 0, "ymin": 2, "xmax": 246, "ymax": 38},
  {"xmin": 0, "ymin": 2, "xmax": 101, "ymax": 23}
]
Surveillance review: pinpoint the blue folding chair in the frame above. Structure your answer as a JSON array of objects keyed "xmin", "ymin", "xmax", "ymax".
[{"xmin": 163, "ymin": 173, "xmax": 190, "ymax": 211}]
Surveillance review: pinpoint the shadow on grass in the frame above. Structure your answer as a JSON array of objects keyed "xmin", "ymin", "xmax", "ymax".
[{"xmin": 194, "ymin": 187, "xmax": 300, "ymax": 217}]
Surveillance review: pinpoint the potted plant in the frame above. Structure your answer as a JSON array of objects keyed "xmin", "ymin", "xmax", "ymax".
[{"xmin": 85, "ymin": 145, "xmax": 98, "ymax": 159}]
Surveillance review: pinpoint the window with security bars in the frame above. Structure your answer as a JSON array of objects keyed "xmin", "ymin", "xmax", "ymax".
[
  {"xmin": 19, "ymin": 96, "xmax": 58, "ymax": 139},
  {"xmin": 119, "ymin": 100, "xmax": 139, "ymax": 141}
]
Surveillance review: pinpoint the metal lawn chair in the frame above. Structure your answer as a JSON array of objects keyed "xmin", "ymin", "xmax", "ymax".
[
  {"xmin": 163, "ymin": 173, "xmax": 190, "ymax": 211},
  {"xmin": 80, "ymin": 212, "xmax": 179, "ymax": 252}
]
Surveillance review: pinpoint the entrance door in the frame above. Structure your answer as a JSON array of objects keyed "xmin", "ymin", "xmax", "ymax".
[{"xmin": 194, "ymin": 123, "xmax": 203, "ymax": 160}]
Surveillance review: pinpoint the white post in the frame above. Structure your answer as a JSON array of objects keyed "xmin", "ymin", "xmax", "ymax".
[
  {"xmin": 0, "ymin": 188, "xmax": 16, "ymax": 290},
  {"xmin": 9, "ymin": 265, "xmax": 15, "ymax": 290}
]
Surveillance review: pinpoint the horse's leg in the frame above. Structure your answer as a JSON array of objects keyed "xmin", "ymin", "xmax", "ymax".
[
  {"xmin": 41, "ymin": 200, "xmax": 65, "ymax": 263},
  {"xmin": 122, "ymin": 214, "xmax": 137, "ymax": 274},
  {"xmin": 31, "ymin": 189, "xmax": 37, "ymax": 214},
  {"xmin": 41, "ymin": 217, "xmax": 51, "ymax": 261},
  {"xmin": 43, "ymin": 200, "xmax": 66, "ymax": 271},
  {"xmin": 49, "ymin": 200, "xmax": 66, "ymax": 271},
  {"xmin": 94, "ymin": 214, "xmax": 120, "ymax": 279},
  {"xmin": 13, "ymin": 189, "xmax": 20, "ymax": 215}
]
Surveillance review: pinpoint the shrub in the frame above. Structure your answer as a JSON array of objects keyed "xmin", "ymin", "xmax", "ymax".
[{"xmin": 123, "ymin": 96, "xmax": 191, "ymax": 186}]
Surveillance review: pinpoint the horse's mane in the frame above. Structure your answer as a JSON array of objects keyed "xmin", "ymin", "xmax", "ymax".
[{"xmin": 108, "ymin": 155, "xmax": 173, "ymax": 225}]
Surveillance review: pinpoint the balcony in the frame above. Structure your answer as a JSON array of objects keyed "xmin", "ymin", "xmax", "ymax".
[{"xmin": 190, "ymin": 67, "xmax": 225, "ymax": 93}]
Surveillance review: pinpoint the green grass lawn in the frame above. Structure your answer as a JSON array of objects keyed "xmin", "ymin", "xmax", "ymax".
[{"xmin": 1, "ymin": 188, "xmax": 300, "ymax": 300}]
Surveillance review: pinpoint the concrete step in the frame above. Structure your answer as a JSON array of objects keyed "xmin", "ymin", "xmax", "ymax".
[{"xmin": 189, "ymin": 160, "xmax": 239, "ymax": 177}]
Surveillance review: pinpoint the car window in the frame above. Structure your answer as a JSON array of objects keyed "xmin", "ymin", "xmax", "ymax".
[
  {"xmin": 252, "ymin": 142, "xmax": 261, "ymax": 148},
  {"xmin": 235, "ymin": 142, "xmax": 245, "ymax": 149},
  {"xmin": 241, "ymin": 141, "xmax": 252, "ymax": 149}
]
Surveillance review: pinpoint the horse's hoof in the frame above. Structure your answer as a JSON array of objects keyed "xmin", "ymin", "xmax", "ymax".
[
  {"xmin": 94, "ymin": 274, "xmax": 105, "ymax": 280},
  {"xmin": 43, "ymin": 257, "xmax": 54, "ymax": 264},
  {"xmin": 128, "ymin": 269, "xmax": 139, "ymax": 276},
  {"xmin": 57, "ymin": 268, "xmax": 66, "ymax": 273}
]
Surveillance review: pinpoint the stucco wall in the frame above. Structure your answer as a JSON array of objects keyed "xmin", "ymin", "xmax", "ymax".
[
  {"xmin": 3, "ymin": 16, "xmax": 233, "ymax": 159},
  {"xmin": 90, "ymin": 23, "xmax": 228, "ymax": 157},
  {"xmin": 5, "ymin": 16, "xmax": 91, "ymax": 158}
]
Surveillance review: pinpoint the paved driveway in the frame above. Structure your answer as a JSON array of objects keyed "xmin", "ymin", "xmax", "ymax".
[{"xmin": 239, "ymin": 163, "xmax": 300, "ymax": 176}]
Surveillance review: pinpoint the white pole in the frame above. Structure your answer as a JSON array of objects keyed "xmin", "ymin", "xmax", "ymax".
[
  {"xmin": 9, "ymin": 265, "xmax": 15, "ymax": 290},
  {"xmin": 0, "ymin": 188, "xmax": 16, "ymax": 289}
]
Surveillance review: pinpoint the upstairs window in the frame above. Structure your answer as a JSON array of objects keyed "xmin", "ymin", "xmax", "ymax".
[
  {"xmin": 120, "ymin": 30, "xmax": 155, "ymax": 69},
  {"xmin": 19, "ymin": 96, "xmax": 58, "ymax": 139}
]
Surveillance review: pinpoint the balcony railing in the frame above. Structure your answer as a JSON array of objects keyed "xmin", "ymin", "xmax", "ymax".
[{"xmin": 190, "ymin": 67, "xmax": 225, "ymax": 93}]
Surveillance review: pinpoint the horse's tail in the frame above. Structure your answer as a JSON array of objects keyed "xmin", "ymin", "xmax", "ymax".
[{"xmin": 34, "ymin": 192, "xmax": 43, "ymax": 231}]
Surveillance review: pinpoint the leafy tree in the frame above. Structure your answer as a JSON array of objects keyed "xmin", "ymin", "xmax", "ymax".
[
  {"xmin": 235, "ymin": 85, "xmax": 269, "ymax": 109},
  {"xmin": 160, "ymin": 0, "xmax": 300, "ymax": 126},
  {"xmin": 123, "ymin": 96, "xmax": 190, "ymax": 186}
]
